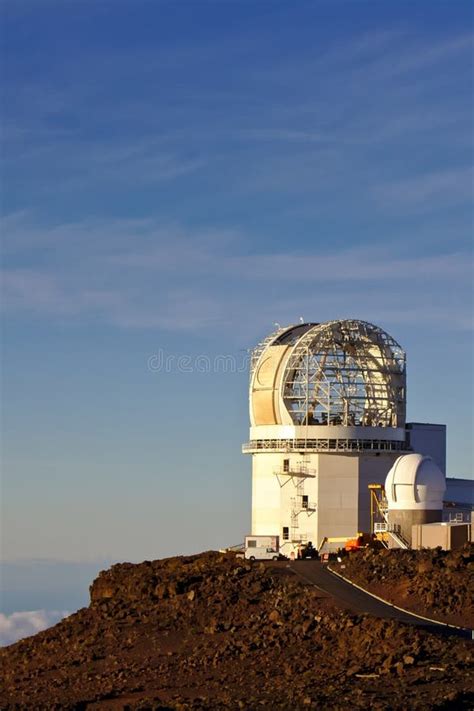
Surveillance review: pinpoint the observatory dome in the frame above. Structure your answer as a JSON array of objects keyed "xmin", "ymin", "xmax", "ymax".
[
  {"xmin": 250, "ymin": 319, "xmax": 406, "ymax": 432},
  {"xmin": 385, "ymin": 453, "xmax": 446, "ymax": 511}
]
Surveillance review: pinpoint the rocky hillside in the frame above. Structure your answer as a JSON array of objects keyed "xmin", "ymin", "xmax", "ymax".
[
  {"xmin": 332, "ymin": 543, "xmax": 474, "ymax": 628},
  {"xmin": 1, "ymin": 551, "xmax": 473, "ymax": 710}
]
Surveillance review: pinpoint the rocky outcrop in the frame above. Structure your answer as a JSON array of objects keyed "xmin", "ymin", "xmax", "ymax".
[{"xmin": 1, "ymin": 551, "xmax": 473, "ymax": 710}]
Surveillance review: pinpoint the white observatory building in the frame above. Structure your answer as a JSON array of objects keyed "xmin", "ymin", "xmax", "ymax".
[
  {"xmin": 384, "ymin": 453, "xmax": 446, "ymax": 545},
  {"xmin": 243, "ymin": 319, "xmax": 411, "ymax": 555}
]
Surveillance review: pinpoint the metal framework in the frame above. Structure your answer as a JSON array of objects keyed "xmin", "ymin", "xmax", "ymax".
[
  {"xmin": 368, "ymin": 483, "xmax": 410, "ymax": 549},
  {"xmin": 249, "ymin": 324, "xmax": 288, "ymax": 377},
  {"xmin": 273, "ymin": 460, "xmax": 317, "ymax": 544},
  {"xmin": 282, "ymin": 320, "xmax": 406, "ymax": 429},
  {"xmin": 273, "ymin": 462, "xmax": 317, "ymax": 487},
  {"xmin": 290, "ymin": 479, "xmax": 315, "ymax": 543},
  {"xmin": 369, "ymin": 483, "xmax": 388, "ymax": 534},
  {"xmin": 243, "ymin": 438, "xmax": 409, "ymax": 453}
]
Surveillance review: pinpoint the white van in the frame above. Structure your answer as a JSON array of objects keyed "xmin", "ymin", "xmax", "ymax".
[{"xmin": 244, "ymin": 535, "xmax": 281, "ymax": 561}]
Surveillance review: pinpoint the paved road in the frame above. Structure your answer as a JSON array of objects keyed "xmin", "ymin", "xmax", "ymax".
[{"xmin": 284, "ymin": 561, "xmax": 472, "ymax": 639}]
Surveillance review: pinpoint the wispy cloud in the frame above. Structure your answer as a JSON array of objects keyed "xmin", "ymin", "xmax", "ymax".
[
  {"xmin": 3, "ymin": 24, "xmax": 472, "ymax": 208},
  {"xmin": 374, "ymin": 167, "xmax": 474, "ymax": 212},
  {"xmin": 1, "ymin": 269, "xmax": 69, "ymax": 313},
  {"xmin": 2, "ymin": 19, "xmax": 472, "ymax": 335},
  {"xmin": 4, "ymin": 136, "xmax": 205, "ymax": 195},
  {"xmin": 240, "ymin": 129, "xmax": 328, "ymax": 144},
  {"xmin": 1, "ymin": 213, "xmax": 472, "ymax": 334},
  {"xmin": 383, "ymin": 33, "xmax": 474, "ymax": 77},
  {"xmin": 0, "ymin": 610, "xmax": 69, "ymax": 647}
]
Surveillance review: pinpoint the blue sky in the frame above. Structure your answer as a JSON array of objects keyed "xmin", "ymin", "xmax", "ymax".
[{"xmin": 1, "ymin": 0, "xmax": 473, "ymax": 620}]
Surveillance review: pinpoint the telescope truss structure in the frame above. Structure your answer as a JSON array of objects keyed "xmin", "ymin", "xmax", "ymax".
[{"xmin": 282, "ymin": 320, "xmax": 406, "ymax": 429}]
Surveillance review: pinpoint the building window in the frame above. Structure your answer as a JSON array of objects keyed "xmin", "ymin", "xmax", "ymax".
[
  {"xmin": 247, "ymin": 540, "xmax": 257, "ymax": 548},
  {"xmin": 302, "ymin": 495, "xmax": 308, "ymax": 509},
  {"xmin": 283, "ymin": 458, "xmax": 290, "ymax": 473},
  {"xmin": 282, "ymin": 526, "xmax": 289, "ymax": 541}
]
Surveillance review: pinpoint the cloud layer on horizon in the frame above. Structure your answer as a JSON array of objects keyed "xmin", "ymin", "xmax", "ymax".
[{"xmin": 0, "ymin": 610, "xmax": 69, "ymax": 647}]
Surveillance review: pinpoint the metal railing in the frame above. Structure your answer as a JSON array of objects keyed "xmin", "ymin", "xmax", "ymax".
[
  {"xmin": 374, "ymin": 522, "xmax": 402, "ymax": 533},
  {"xmin": 374, "ymin": 522, "xmax": 410, "ymax": 549},
  {"xmin": 273, "ymin": 465, "xmax": 317, "ymax": 478},
  {"xmin": 243, "ymin": 438, "xmax": 408, "ymax": 453}
]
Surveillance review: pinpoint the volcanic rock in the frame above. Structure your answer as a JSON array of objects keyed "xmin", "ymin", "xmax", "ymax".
[
  {"xmin": 0, "ymin": 551, "xmax": 473, "ymax": 710},
  {"xmin": 334, "ymin": 542, "xmax": 473, "ymax": 628}
]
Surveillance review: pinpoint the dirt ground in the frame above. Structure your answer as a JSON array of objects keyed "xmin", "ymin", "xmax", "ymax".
[
  {"xmin": 332, "ymin": 543, "xmax": 473, "ymax": 629},
  {"xmin": 1, "ymin": 551, "xmax": 472, "ymax": 710}
]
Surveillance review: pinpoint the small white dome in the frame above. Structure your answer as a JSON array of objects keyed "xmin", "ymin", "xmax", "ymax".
[{"xmin": 385, "ymin": 453, "xmax": 445, "ymax": 511}]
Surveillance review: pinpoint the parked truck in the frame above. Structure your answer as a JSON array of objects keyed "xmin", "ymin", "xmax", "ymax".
[{"xmin": 244, "ymin": 535, "xmax": 281, "ymax": 561}]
